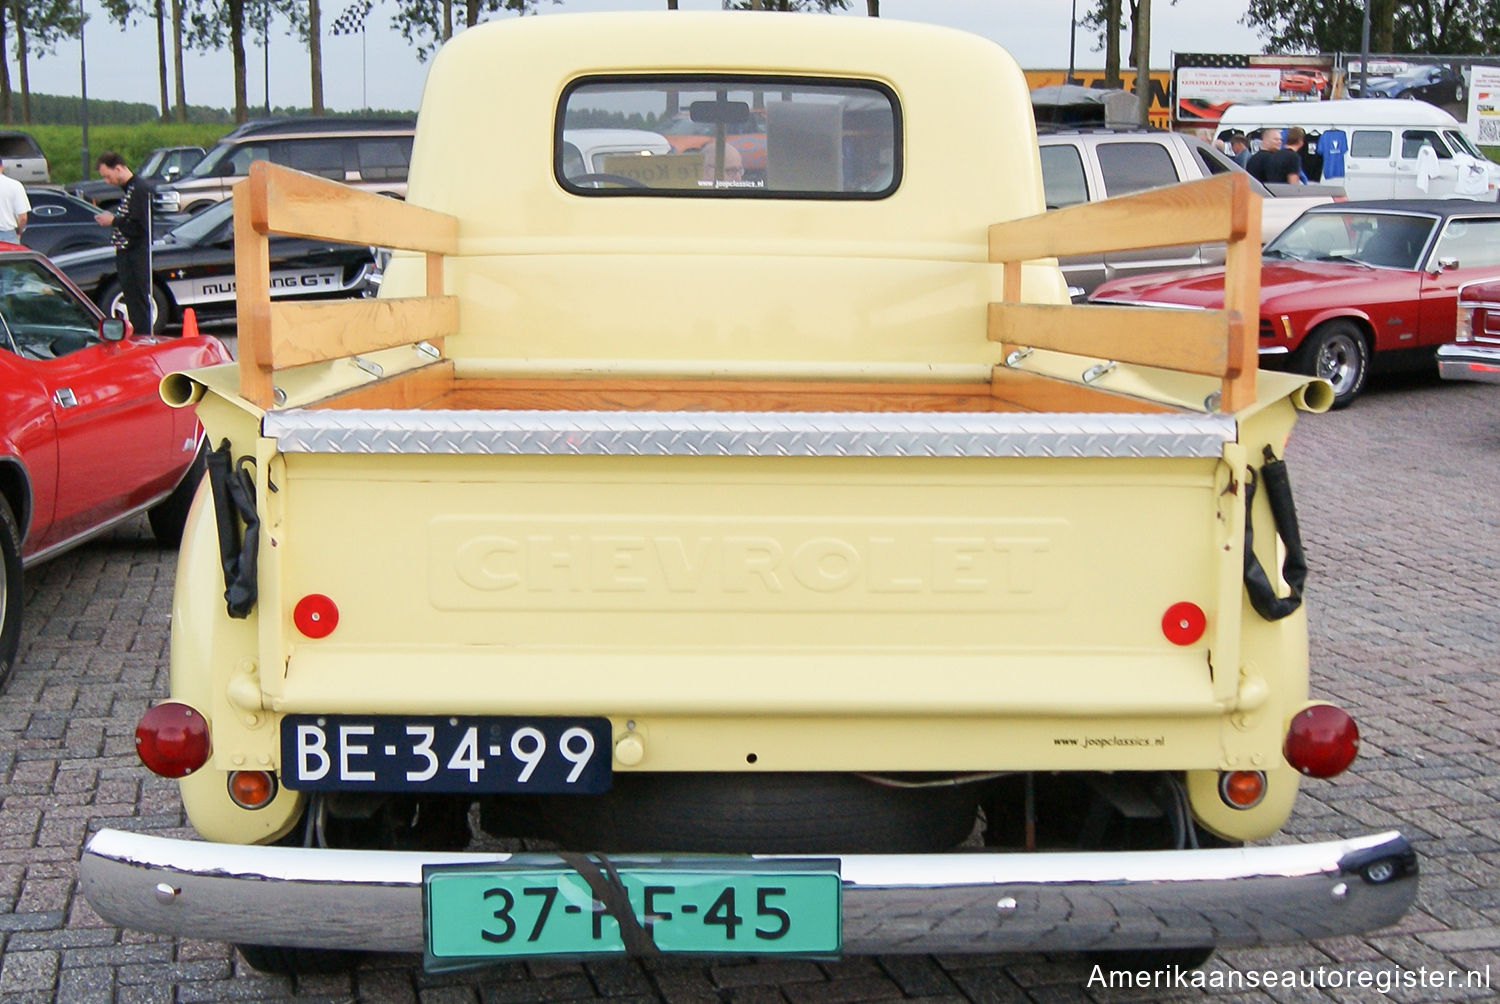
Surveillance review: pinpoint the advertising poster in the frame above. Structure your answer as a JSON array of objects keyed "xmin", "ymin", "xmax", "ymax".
[
  {"xmin": 1468, "ymin": 65, "xmax": 1500, "ymax": 145},
  {"xmin": 1173, "ymin": 54, "xmax": 1336, "ymax": 129}
]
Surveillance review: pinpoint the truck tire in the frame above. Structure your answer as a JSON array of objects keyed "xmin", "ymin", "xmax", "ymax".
[
  {"xmin": 1294, "ymin": 320, "xmax": 1368, "ymax": 409},
  {"xmin": 147, "ymin": 446, "xmax": 205, "ymax": 548},
  {"xmin": 532, "ymin": 772, "xmax": 980, "ymax": 854},
  {"xmin": 0, "ymin": 495, "xmax": 21, "ymax": 693}
]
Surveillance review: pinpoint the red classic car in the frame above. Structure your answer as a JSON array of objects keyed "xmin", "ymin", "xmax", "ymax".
[
  {"xmin": 1279, "ymin": 69, "xmax": 1329, "ymax": 95},
  {"xmin": 1438, "ymin": 277, "xmax": 1500, "ymax": 383},
  {"xmin": 1090, "ymin": 200, "xmax": 1500, "ymax": 407},
  {"xmin": 0, "ymin": 246, "xmax": 229, "ymax": 687}
]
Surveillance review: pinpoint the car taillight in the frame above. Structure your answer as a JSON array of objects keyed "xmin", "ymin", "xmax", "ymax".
[
  {"xmin": 135, "ymin": 702, "xmax": 211, "ymax": 778},
  {"xmin": 228, "ymin": 770, "xmax": 278, "ymax": 809},
  {"xmin": 1219, "ymin": 770, "xmax": 1267, "ymax": 808},
  {"xmin": 1284, "ymin": 703, "xmax": 1359, "ymax": 778}
]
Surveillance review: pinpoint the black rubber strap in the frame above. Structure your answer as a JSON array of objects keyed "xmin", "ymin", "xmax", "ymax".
[
  {"xmin": 1243, "ymin": 445, "xmax": 1307, "ymax": 621},
  {"xmin": 558, "ymin": 852, "xmax": 659, "ymax": 956},
  {"xmin": 205, "ymin": 440, "xmax": 260, "ymax": 619}
]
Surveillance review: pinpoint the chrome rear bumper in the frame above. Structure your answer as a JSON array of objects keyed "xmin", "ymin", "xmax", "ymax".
[{"xmin": 80, "ymin": 828, "xmax": 1415, "ymax": 956}]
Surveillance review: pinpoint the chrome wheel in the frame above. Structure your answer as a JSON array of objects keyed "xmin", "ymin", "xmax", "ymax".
[
  {"xmin": 1316, "ymin": 331, "xmax": 1362, "ymax": 395},
  {"xmin": 1296, "ymin": 321, "xmax": 1369, "ymax": 409}
]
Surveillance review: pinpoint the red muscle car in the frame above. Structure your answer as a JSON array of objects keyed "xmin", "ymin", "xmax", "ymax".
[
  {"xmin": 0, "ymin": 245, "xmax": 229, "ymax": 687},
  {"xmin": 1090, "ymin": 200, "xmax": 1500, "ymax": 407},
  {"xmin": 1438, "ymin": 277, "xmax": 1500, "ymax": 383}
]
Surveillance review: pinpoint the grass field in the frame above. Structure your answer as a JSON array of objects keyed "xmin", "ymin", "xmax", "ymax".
[{"xmin": 31, "ymin": 124, "xmax": 234, "ymax": 186}]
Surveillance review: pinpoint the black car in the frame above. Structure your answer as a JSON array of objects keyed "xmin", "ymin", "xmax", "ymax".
[
  {"xmin": 20, "ymin": 188, "xmax": 115, "ymax": 258},
  {"xmin": 67, "ymin": 145, "xmax": 206, "ymax": 210},
  {"xmin": 1351, "ymin": 64, "xmax": 1466, "ymax": 105},
  {"xmin": 51, "ymin": 197, "xmax": 377, "ymax": 330}
]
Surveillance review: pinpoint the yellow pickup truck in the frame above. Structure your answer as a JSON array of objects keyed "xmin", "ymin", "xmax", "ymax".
[{"xmin": 80, "ymin": 12, "xmax": 1414, "ymax": 976}]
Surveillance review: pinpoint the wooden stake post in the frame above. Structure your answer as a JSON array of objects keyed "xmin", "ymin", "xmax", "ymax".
[
  {"xmin": 987, "ymin": 173, "xmax": 1262, "ymax": 413},
  {"xmin": 233, "ymin": 161, "xmax": 461, "ymax": 410}
]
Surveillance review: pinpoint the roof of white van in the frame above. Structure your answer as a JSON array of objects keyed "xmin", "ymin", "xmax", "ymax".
[{"xmin": 1218, "ymin": 98, "xmax": 1461, "ymax": 129}]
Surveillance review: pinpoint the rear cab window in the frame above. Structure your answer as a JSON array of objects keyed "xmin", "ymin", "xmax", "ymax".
[{"xmin": 556, "ymin": 76, "xmax": 900, "ymax": 197}]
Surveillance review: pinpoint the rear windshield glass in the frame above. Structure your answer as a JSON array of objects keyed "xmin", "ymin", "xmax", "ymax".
[{"xmin": 557, "ymin": 77, "xmax": 899, "ymax": 198}]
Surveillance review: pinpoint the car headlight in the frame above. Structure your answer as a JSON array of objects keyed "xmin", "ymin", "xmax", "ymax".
[{"xmin": 156, "ymin": 190, "xmax": 181, "ymax": 209}]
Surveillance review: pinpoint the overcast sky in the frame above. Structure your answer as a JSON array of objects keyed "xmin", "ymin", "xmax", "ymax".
[{"xmin": 28, "ymin": 0, "xmax": 1267, "ymax": 115}]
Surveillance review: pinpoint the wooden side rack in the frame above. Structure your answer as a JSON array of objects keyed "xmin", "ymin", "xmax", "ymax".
[
  {"xmin": 232, "ymin": 161, "xmax": 461, "ymax": 410},
  {"xmin": 988, "ymin": 173, "xmax": 1261, "ymax": 413},
  {"xmin": 233, "ymin": 163, "xmax": 1258, "ymax": 415}
]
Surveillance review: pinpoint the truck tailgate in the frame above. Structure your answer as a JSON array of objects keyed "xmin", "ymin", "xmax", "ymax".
[{"xmin": 254, "ymin": 407, "xmax": 1248, "ymax": 768}]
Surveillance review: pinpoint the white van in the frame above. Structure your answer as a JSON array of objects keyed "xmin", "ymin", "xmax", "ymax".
[{"xmin": 1218, "ymin": 98, "xmax": 1500, "ymax": 201}]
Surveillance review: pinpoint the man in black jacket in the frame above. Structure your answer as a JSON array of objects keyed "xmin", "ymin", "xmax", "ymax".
[
  {"xmin": 92, "ymin": 151, "xmax": 155, "ymax": 334},
  {"xmin": 1244, "ymin": 128, "xmax": 1303, "ymax": 187}
]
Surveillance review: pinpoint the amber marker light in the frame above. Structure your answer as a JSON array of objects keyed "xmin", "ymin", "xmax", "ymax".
[
  {"xmin": 1284, "ymin": 704, "xmax": 1360, "ymax": 778},
  {"xmin": 293, "ymin": 593, "xmax": 339, "ymax": 638},
  {"xmin": 228, "ymin": 770, "xmax": 278, "ymax": 810},
  {"xmin": 1161, "ymin": 601, "xmax": 1206, "ymax": 646},
  {"xmin": 1219, "ymin": 770, "xmax": 1267, "ymax": 809},
  {"xmin": 135, "ymin": 702, "xmax": 211, "ymax": 778}
]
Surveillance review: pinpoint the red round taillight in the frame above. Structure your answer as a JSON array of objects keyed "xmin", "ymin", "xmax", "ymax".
[
  {"xmin": 1284, "ymin": 703, "xmax": 1360, "ymax": 778},
  {"xmin": 1161, "ymin": 601, "xmax": 1206, "ymax": 646},
  {"xmin": 227, "ymin": 770, "xmax": 278, "ymax": 810},
  {"xmin": 135, "ymin": 702, "xmax": 211, "ymax": 778},
  {"xmin": 293, "ymin": 593, "xmax": 339, "ymax": 638}
]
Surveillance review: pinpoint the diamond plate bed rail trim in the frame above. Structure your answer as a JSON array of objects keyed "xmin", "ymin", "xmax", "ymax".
[{"xmin": 262, "ymin": 409, "xmax": 1237, "ymax": 459}]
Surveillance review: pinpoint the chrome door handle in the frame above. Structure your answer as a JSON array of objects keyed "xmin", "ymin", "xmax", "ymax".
[{"xmin": 53, "ymin": 388, "xmax": 78, "ymax": 408}]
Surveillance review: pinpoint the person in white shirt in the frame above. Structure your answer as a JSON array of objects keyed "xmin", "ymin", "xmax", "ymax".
[{"xmin": 0, "ymin": 166, "xmax": 29, "ymax": 244}]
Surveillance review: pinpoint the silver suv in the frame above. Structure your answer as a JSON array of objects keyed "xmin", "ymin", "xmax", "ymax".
[
  {"xmin": 0, "ymin": 131, "xmax": 48, "ymax": 184},
  {"xmin": 1036, "ymin": 127, "xmax": 1335, "ymax": 297},
  {"xmin": 153, "ymin": 117, "xmax": 414, "ymax": 215}
]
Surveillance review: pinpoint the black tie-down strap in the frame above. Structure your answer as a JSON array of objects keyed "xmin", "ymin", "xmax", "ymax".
[
  {"xmin": 557, "ymin": 852, "xmax": 660, "ymax": 956},
  {"xmin": 206, "ymin": 440, "xmax": 259, "ymax": 619},
  {"xmin": 1242, "ymin": 445, "xmax": 1307, "ymax": 621}
]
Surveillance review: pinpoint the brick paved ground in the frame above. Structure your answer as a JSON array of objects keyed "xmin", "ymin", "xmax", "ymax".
[{"xmin": 1, "ymin": 370, "xmax": 1497, "ymax": 1003}]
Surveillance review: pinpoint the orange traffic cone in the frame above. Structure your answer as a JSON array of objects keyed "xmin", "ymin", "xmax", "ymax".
[{"xmin": 181, "ymin": 307, "xmax": 200, "ymax": 339}]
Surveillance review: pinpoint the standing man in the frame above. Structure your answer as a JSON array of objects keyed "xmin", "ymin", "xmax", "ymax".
[
  {"xmin": 92, "ymin": 151, "xmax": 154, "ymax": 334},
  {"xmin": 1227, "ymin": 132, "xmax": 1252, "ymax": 168},
  {"xmin": 1244, "ymin": 128, "xmax": 1301, "ymax": 186},
  {"xmin": 0, "ymin": 164, "xmax": 29, "ymax": 244}
]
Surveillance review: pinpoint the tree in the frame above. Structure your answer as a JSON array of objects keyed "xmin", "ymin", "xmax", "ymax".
[
  {"xmin": 10, "ymin": 0, "xmax": 83, "ymax": 125},
  {"xmin": 1242, "ymin": 0, "xmax": 1488, "ymax": 55},
  {"xmin": 725, "ymin": 1, "xmax": 850, "ymax": 9},
  {"xmin": 281, "ymin": 0, "xmax": 327, "ymax": 113},
  {"xmin": 390, "ymin": 0, "xmax": 550, "ymax": 63},
  {"xmin": 102, "ymin": 0, "xmax": 177, "ymax": 120},
  {"xmin": 0, "ymin": 5, "xmax": 9, "ymax": 125},
  {"xmin": 185, "ymin": 0, "xmax": 250, "ymax": 122}
]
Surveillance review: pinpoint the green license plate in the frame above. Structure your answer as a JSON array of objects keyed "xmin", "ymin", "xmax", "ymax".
[{"xmin": 424, "ymin": 857, "xmax": 841, "ymax": 963}]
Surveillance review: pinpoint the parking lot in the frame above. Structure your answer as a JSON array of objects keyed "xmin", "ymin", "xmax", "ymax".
[{"xmin": 1, "ymin": 369, "xmax": 1497, "ymax": 1003}]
